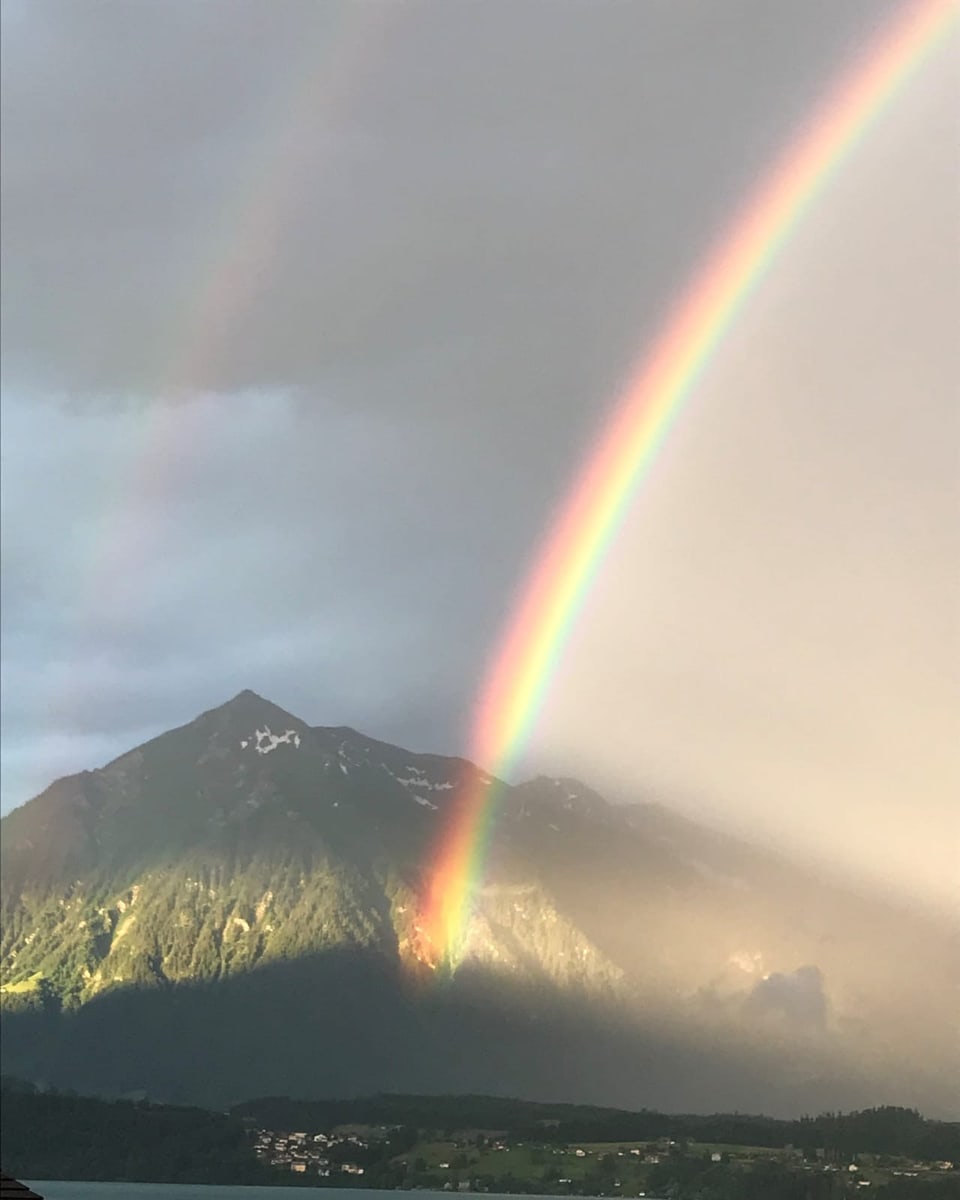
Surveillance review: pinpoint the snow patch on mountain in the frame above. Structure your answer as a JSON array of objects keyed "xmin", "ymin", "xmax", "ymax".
[
  {"xmin": 378, "ymin": 763, "xmax": 453, "ymax": 809},
  {"xmin": 336, "ymin": 741, "xmax": 365, "ymax": 774},
  {"xmin": 394, "ymin": 764, "xmax": 454, "ymax": 792},
  {"xmin": 240, "ymin": 727, "xmax": 301, "ymax": 755}
]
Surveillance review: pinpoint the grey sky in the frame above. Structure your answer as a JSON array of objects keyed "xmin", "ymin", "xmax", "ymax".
[{"xmin": 2, "ymin": 1, "xmax": 957, "ymax": 910}]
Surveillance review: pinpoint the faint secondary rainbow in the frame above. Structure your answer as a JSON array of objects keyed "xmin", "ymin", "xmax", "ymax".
[
  {"xmin": 94, "ymin": 1, "xmax": 394, "ymax": 563},
  {"xmin": 53, "ymin": 5, "xmax": 396, "ymax": 735},
  {"xmin": 423, "ymin": 0, "xmax": 958, "ymax": 967}
]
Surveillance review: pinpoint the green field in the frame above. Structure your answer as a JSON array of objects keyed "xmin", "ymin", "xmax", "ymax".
[
  {"xmin": 0, "ymin": 971, "xmax": 42, "ymax": 994},
  {"xmin": 398, "ymin": 1138, "xmax": 715, "ymax": 1192},
  {"xmin": 393, "ymin": 1135, "xmax": 954, "ymax": 1196}
]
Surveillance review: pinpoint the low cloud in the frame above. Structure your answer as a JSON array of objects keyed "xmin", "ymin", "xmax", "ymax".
[{"xmin": 744, "ymin": 966, "xmax": 829, "ymax": 1032}]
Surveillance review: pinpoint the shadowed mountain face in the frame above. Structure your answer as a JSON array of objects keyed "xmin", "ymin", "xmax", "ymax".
[{"xmin": 1, "ymin": 691, "xmax": 956, "ymax": 1115}]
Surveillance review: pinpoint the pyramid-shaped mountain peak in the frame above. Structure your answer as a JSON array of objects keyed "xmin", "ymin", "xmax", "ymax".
[
  {"xmin": 148, "ymin": 689, "xmax": 315, "ymax": 764},
  {"xmin": 221, "ymin": 687, "xmax": 286, "ymax": 712},
  {"xmin": 203, "ymin": 688, "xmax": 306, "ymax": 728}
]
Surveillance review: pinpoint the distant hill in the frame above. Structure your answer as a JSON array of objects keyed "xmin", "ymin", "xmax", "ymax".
[
  {"xmin": 3, "ymin": 1076, "xmax": 958, "ymax": 1192},
  {"xmin": 2, "ymin": 690, "xmax": 957, "ymax": 1115},
  {"xmin": 230, "ymin": 1091, "xmax": 960, "ymax": 1161},
  {"xmin": 0, "ymin": 1076, "xmax": 270, "ymax": 1185}
]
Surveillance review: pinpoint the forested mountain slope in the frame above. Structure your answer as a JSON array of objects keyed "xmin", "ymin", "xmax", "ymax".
[{"xmin": 2, "ymin": 691, "xmax": 956, "ymax": 1115}]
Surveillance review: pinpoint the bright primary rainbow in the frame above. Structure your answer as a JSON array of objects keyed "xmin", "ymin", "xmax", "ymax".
[{"xmin": 423, "ymin": 0, "xmax": 958, "ymax": 968}]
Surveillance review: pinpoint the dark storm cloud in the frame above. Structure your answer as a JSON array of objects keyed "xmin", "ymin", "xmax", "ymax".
[{"xmin": 2, "ymin": 0, "xmax": 903, "ymax": 401}]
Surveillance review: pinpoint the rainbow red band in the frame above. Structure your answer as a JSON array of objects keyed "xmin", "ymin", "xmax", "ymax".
[{"xmin": 424, "ymin": 0, "xmax": 958, "ymax": 968}]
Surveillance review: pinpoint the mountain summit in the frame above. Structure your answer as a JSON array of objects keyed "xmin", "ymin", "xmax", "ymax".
[{"xmin": 1, "ymin": 693, "xmax": 956, "ymax": 1116}]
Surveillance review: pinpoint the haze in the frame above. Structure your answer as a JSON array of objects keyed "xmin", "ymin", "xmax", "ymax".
[{"xmin": 1, "ymin": 0, "xmax": 957, "ymax": 915}]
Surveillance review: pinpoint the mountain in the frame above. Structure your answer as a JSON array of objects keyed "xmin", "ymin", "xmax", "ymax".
[{"xmin": 1, "ymin": 690, "xmax": 957, "ymax": 1116}]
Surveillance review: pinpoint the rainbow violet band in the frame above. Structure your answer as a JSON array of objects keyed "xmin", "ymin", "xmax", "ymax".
[{"xmin": 423, "ymin": 0, "xmax": 958, "ymax": 969}]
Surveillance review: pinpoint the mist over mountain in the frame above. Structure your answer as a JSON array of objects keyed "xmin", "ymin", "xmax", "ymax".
[{"xmin": 1, "ymin": 690, "xmax": 956, "ymax": 1117}]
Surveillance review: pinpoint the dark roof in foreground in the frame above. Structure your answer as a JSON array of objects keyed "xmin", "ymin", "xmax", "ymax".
[{"xmin": 0, "ymin": 1176, "xmax": 44, "ymax": 1199}]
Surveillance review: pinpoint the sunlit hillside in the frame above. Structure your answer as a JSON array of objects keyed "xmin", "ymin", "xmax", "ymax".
[{"xmin": 2, "ymin": 691, "xmax": 956, "ymax": 1116}]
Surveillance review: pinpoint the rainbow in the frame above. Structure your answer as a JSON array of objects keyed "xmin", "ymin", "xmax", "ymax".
[{"xmin": 423, "ymin": 0, "xmax": 958, "ymax": 968}]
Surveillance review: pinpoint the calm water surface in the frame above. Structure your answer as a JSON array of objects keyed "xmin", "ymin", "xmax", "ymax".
[
  {"xmin": 29, "ymin": 1189, "xmax": 408, "ymax": 1200},
  {"xmin": 28, "ymin": 1188, "xmax": 662, "ymax": 1200},
  {"xmin": 29, "ymin": 1189, "xmax": 637, "ymax": 1200}
]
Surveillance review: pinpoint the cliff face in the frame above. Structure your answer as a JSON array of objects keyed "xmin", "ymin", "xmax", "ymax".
[{"xmin": 2, "ymin": 690, "xmax": 956, "ymax": 1116}]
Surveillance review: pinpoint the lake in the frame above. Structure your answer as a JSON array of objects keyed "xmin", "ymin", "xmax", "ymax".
[
  {"xmin": 26, "ymin": 1189, "xmax": 662, "ymax": 1200},
  {"xmin": 28, "ymin": 1189, "xmax": 409, "ymax": 1200},
  {"xmin": 28, "ymin": 1190, "xmax": 661, "ymax": 1200},
  {"xmin": 28, "ymin": 1189, "xmax": 428, "ymax": 1200}
]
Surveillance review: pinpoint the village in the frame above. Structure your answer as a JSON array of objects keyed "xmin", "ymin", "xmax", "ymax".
[
  {"xmin": 252, "ymin": 1125, "xmax": 372, "ymax": 1177},
  {"xmin": 248, "ymin": 1121, "xmax": 958, "ymax": 1194}
]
